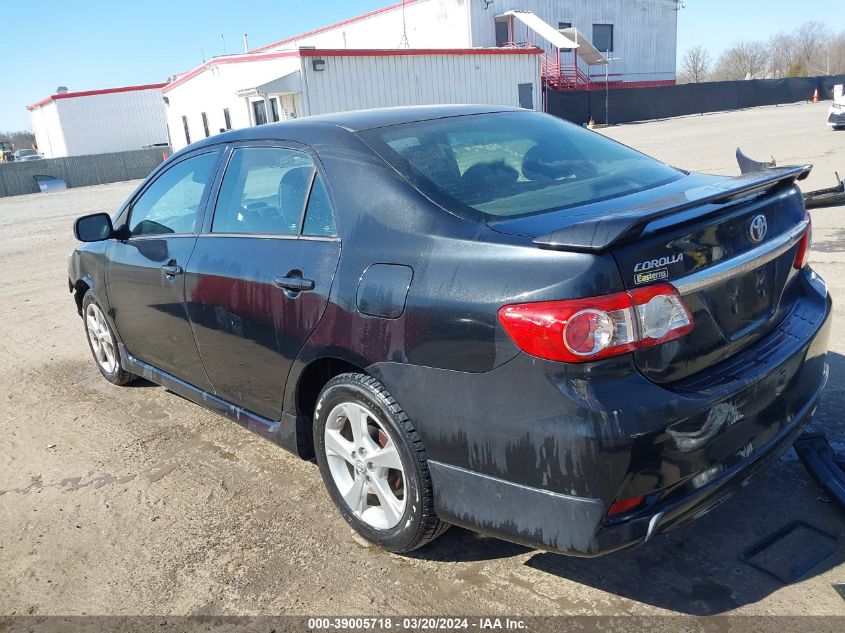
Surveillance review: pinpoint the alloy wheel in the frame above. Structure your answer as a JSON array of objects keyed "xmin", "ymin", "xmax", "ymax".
[
  {"xmin": 85, "ymin": 302, "xmax": 118, "ymax": 374},
  {"xmin": 323, "ymin": 401, "xmax": 407, "ymax": 529}
]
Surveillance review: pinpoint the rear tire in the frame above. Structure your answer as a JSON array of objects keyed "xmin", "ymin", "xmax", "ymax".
[
  {"xmin": 82, "ymin": 291, "xmax": 136, "ymax": 386},
  {"xmin": 313, "ymin": 373, "xmax": 449, "ymax": 553}
]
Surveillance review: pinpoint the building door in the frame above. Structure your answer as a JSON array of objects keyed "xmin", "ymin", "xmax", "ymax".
[
  {"xmin": 518, "ymin": 83, "xmax": 534, "ymax": 109},
  {"xmin": 252, "ymin": 100, "xmax": 268, "ymax": 125},
  {"xmin": 107, "ymin": 150, "xmax": 221, "ymax": 390},
  {"xmin": 184, "ymin": 144, "xmax": 340, "ymax": 419}
]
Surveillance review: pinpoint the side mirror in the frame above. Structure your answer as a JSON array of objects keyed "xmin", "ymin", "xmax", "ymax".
[{"xmin": 74, "ymin": 213, "xmax": 114, "ymax": 242}]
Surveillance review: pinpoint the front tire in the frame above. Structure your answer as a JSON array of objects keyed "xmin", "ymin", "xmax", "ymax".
[
  {"xmin": 82, "ymin": 291, "xmax": 136, "ymax": 386},
  {"xmin": 313, "ymin": 373, "xmax": 449, "ymax": 553}
]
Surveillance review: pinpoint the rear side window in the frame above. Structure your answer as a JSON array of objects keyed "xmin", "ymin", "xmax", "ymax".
[
  {"xmin": 302, "ymin": 173, "xmax": 336, "ymax": 237},
  {"xmin": 128, "ymin": 151, "xmax": 218, "ymax": 236},
  {"xmin": 361, "ymin": 111, "xmax": 681, "ymax": 220},
  {"xmin": 212, "ymin": 147, "xmax": 315, "ymax": 235}
]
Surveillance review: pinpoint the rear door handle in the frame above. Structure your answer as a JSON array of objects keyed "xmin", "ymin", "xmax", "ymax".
[
  {"xmin": 273, "ymin": 276, "xmax": 315, "ymax": 292},
  {"xmin": 161, "ymin": 263, "xmax": 184, "ymax": 277}
]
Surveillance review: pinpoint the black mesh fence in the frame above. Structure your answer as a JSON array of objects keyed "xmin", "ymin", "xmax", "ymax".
[{"xmin": 547, "ymin": 75, "xmax": 845, "ymax": 126}]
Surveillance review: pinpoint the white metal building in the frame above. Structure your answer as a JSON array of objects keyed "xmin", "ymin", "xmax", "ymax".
[
  {"xmin": 27, "ymin": 84, "xmax": 169, "ymax": 158},
  {"xmin": 250, "ymin": 0, "xmax": 679, "ymax": 86},
  {"xmin": 162, "ymin": 0, "xmax": 679, "ymax": 151},
  {"xmin": 163, "ymin": 48, "xmax": 541, "ymax": 150}
]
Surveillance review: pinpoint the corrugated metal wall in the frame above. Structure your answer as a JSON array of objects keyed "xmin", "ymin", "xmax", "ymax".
[
  {"xmin": 29, "ymin": 102, "xmax": 68, "ymax": 159},
  {"xmin": 469, "ymin": 0, "xmax": 678, "ymax": 83},
  {"xmin": 263, "ymin": 0, "xmax": 473, "ymax": 50},
  {"xmin": 0, "ymin": 147, "xmax": 169, "ymax": 197},
  {"xmin": 54, "ymin": 89, "xmax": 169, "ymax": 157},
  {"xmin": 300, "ymin": 52, "xmax": 541, "ymax": 116}
]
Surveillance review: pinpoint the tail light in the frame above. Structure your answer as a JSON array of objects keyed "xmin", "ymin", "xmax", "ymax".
[
  {"xmin": 794, "ymin": 214, "xmax": 812, "ymax": 269},
  {"xmin": 497, "ymin": 283, "xmax": 693, "ymax": 363},
  {"xmin": 607, "ymin": 495, "xmax": 646, "ymax": 517}
]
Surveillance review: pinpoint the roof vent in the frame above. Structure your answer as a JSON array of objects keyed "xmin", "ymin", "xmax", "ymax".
[{"xmin": 56, "ymin": 86, "xmax": 69, "ymax": 94}]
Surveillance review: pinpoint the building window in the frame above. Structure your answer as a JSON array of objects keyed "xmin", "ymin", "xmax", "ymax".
[
  {"xmin": 252, "ymin": 101, "xmax": 267, "ymax": 126},
  {"xmin": 182, "ymin": 116, "xmax": 191, "ymax": 145},
  {"xmin": 495, "ymin": 18, "xmax": 510, "ymax": 47},
  {"xmin": 201, "ymin": 112, "xmax": 210, "ymax": 138},
  {"xmin": 223, "ymin": 108, "xmax": 232, "ymax": 130},
  {"xmin": 270, "ymin": 98, "xmax": 280, "ymax": 122},
  {"xmin": 558, "ymin": 21, "xmax": 572, "ymax": 53},
  {"xmin": 593, "ymin": 24, "xmax": 613, "ymax": 52}
]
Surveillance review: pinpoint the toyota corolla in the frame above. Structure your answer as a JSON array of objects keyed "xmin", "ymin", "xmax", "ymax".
[{"xmin": 68, "ymin": 106, "xmax": 830, "ymax": 556}]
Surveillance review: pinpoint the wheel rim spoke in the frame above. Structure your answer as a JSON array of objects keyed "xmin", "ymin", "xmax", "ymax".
[
  {"xmin": 342, "ymin": 473, "xmax": 367, "ymax": 515},
  {"xmin": 325, "ymin": 428, "xmax": 355, "ymax": 464},
  {"xmin": 344, "ymin": 403, "xmax": 374, "ymax": 450},
  {"xmin": 368, "ymin": 442, "xmax": 402, "ymax": 470},
  {"xmin": 102, "ymin": 340, "xmax": 115, "ymax": 371},
  {"xmin": 370, "ymin": 474, "xmax": 403, "ymax": 525}
]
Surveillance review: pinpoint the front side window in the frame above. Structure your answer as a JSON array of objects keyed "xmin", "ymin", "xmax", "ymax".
[
  {"xmin": 213, "ymin": 147, "xmax": 315, "ymax": 235},
  {"xmin": 128, "ymin": 152, "xmax": 219, "ymax": 237},
  {"xmin": 361, "ymin": 111, "xmax": 681, "ymax": 220},
  {"xmin": 593, "ymin": 24, "xmax": 613, "ymax": 52}
]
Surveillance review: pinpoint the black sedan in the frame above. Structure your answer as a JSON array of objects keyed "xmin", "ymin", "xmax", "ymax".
[{"xmin": 68, "ymin": 105, "xmax": 830, "ymax": 556}]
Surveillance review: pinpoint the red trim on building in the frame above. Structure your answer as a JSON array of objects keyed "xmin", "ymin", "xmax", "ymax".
[
  {"xmin": 298, "ymin": 47, "xmax": 543, "ymax": 57},
  {"xmin": 251, "ymin": 0, "xmax": 423, "ymax": 53},
  {"xmin": 27, "ymin": 83, "xmax": 167, "ymax": 110},
  {"xmin": 161, "ymin": 50, "xmax": 303, "ymax": 93},
  {"xmin": 162, "ymin": 47, "xmax": 542, "ymax": 94}
]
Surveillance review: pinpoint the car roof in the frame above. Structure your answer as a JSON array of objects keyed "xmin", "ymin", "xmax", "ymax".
[{"xmin": 187, "ymin": 104, "xmax": 524, "ymax": 151}]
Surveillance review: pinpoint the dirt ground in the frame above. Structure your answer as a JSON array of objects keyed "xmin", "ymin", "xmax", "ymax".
[{"xmin": 1, "ymin": 101, "xmax": 844, "ymax": 618}]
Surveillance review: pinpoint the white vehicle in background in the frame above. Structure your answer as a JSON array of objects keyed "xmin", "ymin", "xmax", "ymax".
[
  {"xmin": 828, "ymin": 84, "xmax": 845, "ymax": 130},
  {"xmin": 13, "ymin": 148, "xmax": 44, "ymax": 161}
]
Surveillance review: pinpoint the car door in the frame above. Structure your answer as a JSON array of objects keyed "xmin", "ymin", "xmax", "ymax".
[
  {"xmin": 184, "ymin": 143, "xmax": 341, "ymax": 419},
  {"xmin": 107, "ymin": 149, "xmax": 221, "ymax": 391}
]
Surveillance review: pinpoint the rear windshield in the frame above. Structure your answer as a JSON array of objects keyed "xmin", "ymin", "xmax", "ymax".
[{"xmin": 360, "ymin": 111, "xmax": 682, "ymax": 220}]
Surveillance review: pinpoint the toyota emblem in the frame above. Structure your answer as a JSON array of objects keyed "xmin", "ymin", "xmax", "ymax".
[{"xmin": 749, "ymin": 215, "xmax": 768, "ymax": 243}]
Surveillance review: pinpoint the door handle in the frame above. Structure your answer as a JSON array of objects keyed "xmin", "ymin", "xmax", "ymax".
[
  {"xmin": 273, "ymin": 275, "xmax": 315, "ymax": 292},
  {"xmin": 161, "ymin": 263, "xmax": 184, "ymax": 277}
]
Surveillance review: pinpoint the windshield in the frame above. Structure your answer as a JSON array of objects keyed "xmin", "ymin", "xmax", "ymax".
[
  {"xmin": 17, "ymin": 149, "xmax": 37, "ymax": 157},
  {"xmin": 361, "ymin": 111, "xmax": 683, "ymax": 220}
]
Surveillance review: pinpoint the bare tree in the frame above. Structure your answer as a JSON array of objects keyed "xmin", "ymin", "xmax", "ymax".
[
  {"xmin": 830, "ymin": 32, "xmax": 845, "ymax": 74},
  {"xmin": 712, "ymin": 41, "xmax": 770, "ymax": 80},
  {"xmin": 793, "ymin": 21, "xmax": 832, "ymax": 75},
  {"xmin": 680, "ymin": 45, "xmax": 711, "ymax": 83},
  {"xmin": 769, "ymin": 32, "xmax": 798, "ymax": 78}
]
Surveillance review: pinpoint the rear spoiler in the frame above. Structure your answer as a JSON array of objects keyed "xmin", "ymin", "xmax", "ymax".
[{"xmin": 533, "ymin": 164, "xmax": 813, "ymax": 252}]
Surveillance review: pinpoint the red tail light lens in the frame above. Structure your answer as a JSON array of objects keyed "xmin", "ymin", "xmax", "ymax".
[
  {"xmin": 607, "ymin": 495, "xmax": 646, "ymax": 517},
  {"xmin": 794, "ymin": 214, "xmax": 812, "ymax": 270},
  {"xmin": 498, "ymin": 283, "xmax": 693, "ymax": 363}
]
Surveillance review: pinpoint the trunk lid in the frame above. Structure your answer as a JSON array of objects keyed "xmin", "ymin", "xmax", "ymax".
[{"xmin": 489, "ymin": 166, "xmax": 812, "ymax": 382}]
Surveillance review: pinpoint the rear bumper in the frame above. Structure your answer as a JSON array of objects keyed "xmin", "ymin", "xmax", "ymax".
[
  {"xmin": 428, "ymin": 375, "xmax": 824, "ymax": 556},
  {"xmin": 373, "ymin": 268, "xmax": 832, "ymax": 556}
]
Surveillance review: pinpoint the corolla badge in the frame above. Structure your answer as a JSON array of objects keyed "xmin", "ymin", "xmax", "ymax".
[
  {"xmin": 633, "ymin": 253, "xmax": 684, "ymax": 273},
  {"xmin": 748, "ymin": 214, "xmax": 768, "ymax": 243},
  {"xmin": 633, "ymin": 253, "xmax": 684, "ymax": 285}
]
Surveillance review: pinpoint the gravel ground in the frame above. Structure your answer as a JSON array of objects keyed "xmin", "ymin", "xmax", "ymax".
[{"xmin": 1, "ymin": 102, "xmax": 844, "ymax": 618}]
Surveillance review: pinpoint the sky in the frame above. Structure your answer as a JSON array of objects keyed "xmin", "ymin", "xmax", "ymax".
[{"xmin": 1, "ymin": 0, "xmax": 842, "ymax": 131}]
